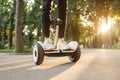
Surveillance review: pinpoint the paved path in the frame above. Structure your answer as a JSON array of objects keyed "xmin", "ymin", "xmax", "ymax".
[{"xmin": 0, "ymin": 49, "xmax": 120, "ymax": 80}]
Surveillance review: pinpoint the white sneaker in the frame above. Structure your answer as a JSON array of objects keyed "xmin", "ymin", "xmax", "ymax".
[
  {"xmin": 44, "ymin": 39, "xmax": 54, "ymax": 50},
  {"xmin": 57, "ymin": 40, "xmax": 71, "ymax": 50}
]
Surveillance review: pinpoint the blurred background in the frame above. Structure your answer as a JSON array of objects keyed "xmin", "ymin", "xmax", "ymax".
[{"xmin": 0, "ymin": 0, "xmax": 120, "ymax": 53}]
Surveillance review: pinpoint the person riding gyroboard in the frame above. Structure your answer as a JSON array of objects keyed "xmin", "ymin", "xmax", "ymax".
[{"xmin": 33, "ymin": 0, "xmax": 81, "ymax": 65}]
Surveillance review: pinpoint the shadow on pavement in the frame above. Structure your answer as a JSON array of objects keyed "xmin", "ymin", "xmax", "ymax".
[{"xmin": 0, "ymin": 55, "xmax": 75, "ymax": 80}]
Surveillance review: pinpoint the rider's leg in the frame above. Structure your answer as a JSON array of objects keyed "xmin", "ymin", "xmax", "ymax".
[
  {"xmin": 57, "ymin": 0, "xmax": 70, "ymax": 50},
  {"xmin": 57, "ymin": 0, "xmax": 67, "ymax": 38},
  {"xmin": 41, "ymin": 0, "xmax": 54, "ymax": 50}
]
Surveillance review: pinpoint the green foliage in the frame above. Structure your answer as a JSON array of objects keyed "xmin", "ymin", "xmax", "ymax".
[
  {"xmin": 0, "ymin": 0, "xmax": 11, "ymax": 49},
  {"xmin": 0, "ymin": 0, "xmax": 120, "ymax": 51}
]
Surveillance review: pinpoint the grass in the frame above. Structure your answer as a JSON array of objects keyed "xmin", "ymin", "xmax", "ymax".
[
  {"xmin": 0, "ymin": 48, "xmax": 32, "ymax": 54},
  {"xmin": 0, "ymin": 48, "xmax": 119, "ymax": 55},
  {"xmin": 0, "ymin": 49, "xmax": 14, "ymax": 53}
]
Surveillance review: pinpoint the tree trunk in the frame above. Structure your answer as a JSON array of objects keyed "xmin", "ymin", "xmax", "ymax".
[
  {"xmin": 8, "ymin": 0, "xmax": 16, "ymax": 49},
  {"xmin": 15, "ymin": 0, "xmax": 24, "ymax": 53},
  {"xmin": 0, "ymin": 16, "xmax": 2, "ymax": 48},
  {"xmin": 93, "ymin": 18, "xmax": 99, "ymax": 48},
  {"xmin": 0, "ymin": 0, "xmax": 4, "ymax": 48}
]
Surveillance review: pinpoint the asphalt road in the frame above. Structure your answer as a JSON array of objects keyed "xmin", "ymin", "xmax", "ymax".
[{"xmin": 0, "ymin": 49, "xmax": 120, "ymax": 80}]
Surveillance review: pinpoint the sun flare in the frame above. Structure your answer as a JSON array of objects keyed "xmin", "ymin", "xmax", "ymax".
[
  {"xmin": 100, "ymin": 18, "xmax": 115, "ymax": 33},
  {"xmin": 101, "ymin": 22, "xmax": 110, "ymax": 33}
]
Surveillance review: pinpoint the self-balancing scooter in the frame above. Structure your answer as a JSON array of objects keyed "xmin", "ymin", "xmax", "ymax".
[{"xmin": 33, "ymin": 18, "xmax": 81, "ymax": 65}]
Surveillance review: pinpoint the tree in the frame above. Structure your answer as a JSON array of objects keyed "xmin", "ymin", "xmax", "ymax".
[
  {"xmin": 8, "ymin": 0, "xmax": 16, "ymax": 49},
  {"xmin": 0, "ymin": 0, "xmax": 11, "ymax": 48},
  {"xmin": 66, "ymin": 0, "xmax": 82, "ymax": 41},
  {"xmin": 15, "ymin": 0, "xmax": 24, "ymax": 52}
]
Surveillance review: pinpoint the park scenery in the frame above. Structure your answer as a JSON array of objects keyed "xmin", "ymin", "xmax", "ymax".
[
  {"xmin": 0, "ymin": 0, "xmax": 120, "ymax": 80},
  {"xmin": 0, "ymin": 0, "xmax": 120, "ymax": 53}
]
